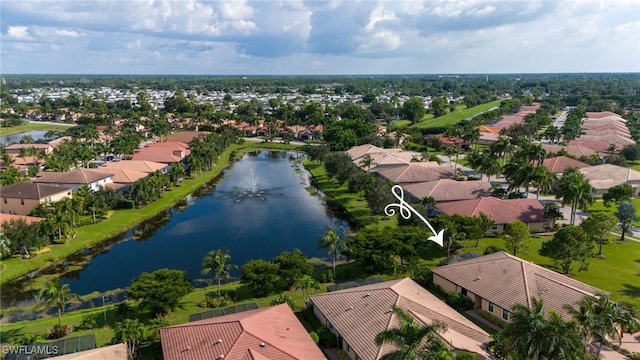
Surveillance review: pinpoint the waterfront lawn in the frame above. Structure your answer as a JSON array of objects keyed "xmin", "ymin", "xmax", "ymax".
[
  {"xmin": 462, "ymin": 234, "xmax": 640, "ymax": 308},
  {"xmin": 411, "ymin": 100, "xmax": 502, "ymax": 129},
  {"xmin": 0, "ymin": 123, "xmax": 73, "ymax": 136},
  {"xmin": 0, "ymin": 142, "xmax": 301, "ymax": 285}
]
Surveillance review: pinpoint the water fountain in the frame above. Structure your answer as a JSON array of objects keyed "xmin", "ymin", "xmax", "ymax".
[{"xmin": 218, "ymin": 168, "xmax": 269, "ymax": 202}]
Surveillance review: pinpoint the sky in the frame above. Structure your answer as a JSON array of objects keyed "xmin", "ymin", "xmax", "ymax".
[{"xmin": 1, "ymin": 0, "xmax": 639, "ymax": 75}]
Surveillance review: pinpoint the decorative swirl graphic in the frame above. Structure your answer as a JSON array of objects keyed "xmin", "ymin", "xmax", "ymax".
[{"xmin": 384, "ymin": 185, "xmax": 445, "ymax": 246}]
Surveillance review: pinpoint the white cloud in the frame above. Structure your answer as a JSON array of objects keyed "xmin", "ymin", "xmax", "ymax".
[
  {"xmin": 6, "ymin": 26, "xmax": 33, "ymax": 40},
  {"xmin": 54, "ymin": 29, "xmax": 79, "ymax": 37}
]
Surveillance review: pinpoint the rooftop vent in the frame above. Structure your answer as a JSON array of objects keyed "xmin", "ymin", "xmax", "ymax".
[
  {"xmin": 216, "ymin": 338, "xmax": 223, "ymax": 344},
  {"xmin": 260, "ymin": 342, "xmax": 266, "ymax": 348},
  {"xmin": 474, "ymin": 276, "xmax": 482, "ymax": 281},
  {"xmin": 217, "ymin": 355, "xmax": 225, "ymax": 360},
  {"xmin": 363, "ymin": 293, "xmax": 371, "ymax": 298}
]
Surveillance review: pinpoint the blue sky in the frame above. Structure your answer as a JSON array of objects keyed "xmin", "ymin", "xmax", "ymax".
[{"xmin": 1, "ymin": 0, "xmax": 639, "ymax": 75}]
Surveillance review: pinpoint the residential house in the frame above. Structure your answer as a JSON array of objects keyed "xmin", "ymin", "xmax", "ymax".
[
  {"xmin": 542, "ymin": 156, "xmax": 590, "ymax": 175},
  {"xmin": 310, "ymin": 278, "xmax": 492, "ymax": 360},
  {"xmin": 160, "ymin": 304, "xmax": 325, "ymax": 360},
  {"xmin": 435, "ymin": 197, "xmax": 545, "ymax": 232},
  {"xmin": 165, "ymin": 131, "xmax": 211, "ymax": 143},
  {"xmin": 375, "ymin": 163, "xmax": 455, "ymax": 184},
  {"xmin": 93, "ymin": 168, "xmax": 149, "ymax": 192},
  {"xmin": 541, "ymin": 144, "xmax": 597, "ymax": 159},
  {"xmin": 579, "ymin": 164, "xmax": 640, "ymax": 195},
  {"xmin": 131, "ymin": 142, "xmax": 191, "ymax": 164},
  {"xmin": 0, "ymin": 213, "xmax": 45, "ymax": 225},
  {"xmin": 401, "ymin": 179, "xmax": 492, "ymax": 203},
  {"xmin": 33, "ymin": 169, "xmax": 114, "ymax": 192},
  {"xmin": 51, "ymin": 343, "xmax": 128, "ymax": 360},
  {"xmin": 3, "ymin": 143, "xmax": 53, "ymax": 155},
  {"xmin": 99, "ymin": 160, "xmax": 169, "ymax": 174},
  {"xmin": 0, "ymin": 183, "xmax": 72, "ymax": 215},
  {"xmin": 432, "ymin": 251, "xmax": 604, "ymax": 322}
]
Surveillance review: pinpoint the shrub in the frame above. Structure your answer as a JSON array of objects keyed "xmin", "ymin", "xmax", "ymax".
[
  {"xmin": 270, "ymin": 293, "xmax": 296, "ymax": 309},
  {"xmin": 205, "ymin": 294, "xmax": 233, "ymax": 308},
  {"xmin": 117, "ymin": 199, "xmax": 135, "ymax": 209},
  {"xmin": 477, "ymin": 309, "xmax": 507, "ymax": 329},
  {"xmin": 48, "ymin": 325, "xmax": 70, "ymax": 339},
  {"xmin": 446, "ymin": 292, "xmax": 474, "ymax": 310},
  {"xmin": 337, "ymin": 349, "xmax": 350, "ymax": 360},
  {"xmin": 309, "ymin": 331, "xmax": 319, "ymax": 344},
  {"xmin": 316, "ymin": 326, "xmax": 337, "ymax": 348},
  {"xmin": 483, "ymin": 245, "xmax": 505, "ymax": 255},
  {"xmin": 78, "ymin": 314, "xmax": 98, "ymax": 330}
]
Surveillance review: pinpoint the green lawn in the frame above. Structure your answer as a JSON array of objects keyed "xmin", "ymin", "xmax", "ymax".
[
  {"xmin": 588, "ymin": 198, "xmax": 640, "ymax": 226},
  {"xmin": 411, "ymin": 100, "xmax": 502, "ymax": 129},
  {"xmin": 0, "ymin": 142, "xmax": 300, "ymax": 285},
  {"xmin": 0, "ymin": 123, "xmax": 74, "ymax": 136}
]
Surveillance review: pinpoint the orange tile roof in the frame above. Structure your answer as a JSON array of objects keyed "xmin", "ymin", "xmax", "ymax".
[
  {"xmin": 436, "ymin": 197, "xmax": 544, "ymax": 224},
  {"xmin": 33, "ymin": 169, "xmax": 114, "ymax": 185},
  {"xmin": 477, "ymin": 125, "xmax": 501, "ymax": 134},
  {"xmin": 542, "ymin": 156, "xmax": 590, "ymax": 174},
  {"xmin": 0, "ymin": 213, "xmax": 45, "ymax": 225},
  {"xmin": 402, "ymin": 179, "xmax": 492, "ymax": 202},
  {"xmin": 160, "ymin": 304, "xmax": 325, "ymax": 360},
  {"xmin": 132, "ymin": 147, "xmax": 190, "ymax": 164},
  {"xmin": 100, "ymin": 160, "xmax": 168, "ymax": 173},
  {"xmin": 375, "ymin": 163, "xmax": 455, "ymax": 183}
]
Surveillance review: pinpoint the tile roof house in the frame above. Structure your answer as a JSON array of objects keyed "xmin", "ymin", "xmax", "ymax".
[
  {"xmin": 375, "ymin": 163, "xmax": 455, "ymax": 184},
  {"xmin": 310, "ymin": 278, "xmax": 492, "ymax": 360},
  {"xmin": 3, "ymin": 143, "xmax": 53, "ymax": 155},
  {"xmin": 579, "ymin": 164, "xmax": 640, "ymax": 195},
  {"xmin": 432, "ymin": 252, "xmax": 604, "ymax": 323},
  {"xmin": 541, "ymin": 144, "xmax": 597, "ymax": 158},
  {"xmin": 0, "ymin": 213, "xmax": 46, "ymax": 225},
  {"xmin": 131, "ymin": 142, "xmax": 191, "ymax": 164},
  {"xmin": 99, "ymin": 160, "xmax": 169, "ymax": 174},
  {"xmin": 165, "ymin": 131, "xmax": 211, "ymax": 143},
  {"xmin": 435, "ymin": 197, "xmax": 545, "ymax": 232},
  {"xmin": 52, "ymin": 343, "xmax": 127, "ymax": 360},
  {"xmin": 33, "ymin": 169, "xmax": 114, "ymax": 192},
  {"xmin": 0, "ymin": 183, "xmax": 72, "ymax": 215},
  {"xmin": 542, "ymin": 156, "xmax": 590, "ymax": 175},
  {"xmin": 401, "ymin": 179, "xmax": 492, "ymax": 203},
  {"xmin": 160, "ymin": 304, "xmax": 325, "ymax": 360}
]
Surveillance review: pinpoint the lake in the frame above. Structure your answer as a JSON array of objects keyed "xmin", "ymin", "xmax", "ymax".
[
  {"xmin": 22, "ymin": 150, "xmax": 345, "ymax": 297},
  {"xmin": 0, "ymin": 130, "xmax": 50, "ymax": 145}
]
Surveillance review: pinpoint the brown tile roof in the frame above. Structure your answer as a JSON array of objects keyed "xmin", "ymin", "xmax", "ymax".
[
  {"xmin": 95, "ymin": 169, "xmax": 148, "ymax": 184},
  {"xmin": 542, "ymin": 156, "xmax": 590, "ymax": 174},
  {"xmin": 541, "ymin": 144, "xmax": 597, "ymax": 158},
  {"xmin": 131, "ymin": 146, "xmax": 190, "ymax": 164},
  {"xmin": 99, "ymin": 160, "xmax": 168, "ymax": 173},
  {"xmin": 401, "ymin": 179, "xmax": 492, "ymax": 202},
  {"xmin": 160, "ymin": 304, "xmax": 325, "ymax": 360},
  {"xmin": 4, "ymin": 143, "xmax": 52, "ymax": 151},
  {"xmin": 33, "ymin": 169, "xmax": 114, "ymax": 185},
  {"xmin": 0, "ymin": 182, "xmax": 72, "ymax": 199},
  {"xmin": 165, "ymin": 131, "xmax": 211, "ymax": 143},
  {"xmin": 310, "ymin": 278, "xmax": 491, "ymax": 360},
  {"xmin": 52, "ymin": 343, "xmax": 127, "ymax": 359},
  {"xmin": 0, "ymin": 213, "xmax": 46, "ymax": 225},
  {"xmin": 346, "ymin": 144, "xmax": 386, "ymax": 161},
  {"xmin": 432, "ymin": 252, "xmax": 604, "ymax": 321},
  {"xmin": 585, "ymin": 111, "xmax": 622, "ymax": 119},
  {"xmin": 477, "ymin": 125, "xmax": 501, "ymax": 134},
  {"xmin": 579, "ymin": 164, "xmax": 640, "ymax": 190},
  {"xmin": 436, "ymin": 197, "xmax": 544, "ymax": 224},
  {"xmin": 375, "ymin": 164, "xmax": 455, "ymax": 183}
]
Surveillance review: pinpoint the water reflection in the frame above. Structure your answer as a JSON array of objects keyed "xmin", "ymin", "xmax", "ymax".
[{"xmin": 0, "ymin": 150, "xmax": 349, "ymax": 305}]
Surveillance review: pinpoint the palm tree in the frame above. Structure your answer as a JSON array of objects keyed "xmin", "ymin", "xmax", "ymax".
[
  {"xmin": 317, "ymin": 227, "xmax": 347, "ymax": 280},
  {"xmin": 202, "ymin": 249, "xmax": 237, "ymax": 298},
  {"xmin": 374, "ymin": 305, "xmax": 447, "ymax": 360},
  {"xmin": 112, "ymin": 318, "xmax": 145, "ymax": 360},
  {"xmin": 38, "ymin": 280, "xmax": 80, "ymax": 327},
  {"xmin": 503, "ymin": 297, "xmax": 584, "ymax": 360},
  {"xmin": 359, "ymin": 154, "xmax": 376, "ymax": 171},
  {"xmin": 18, "ymin": 147, "xmax": 29, "ymax": 167},
  {"xmin": 531, "ymin": 165, "xmax": 555, "ymax": 199},
  {"xmin": 555, "ymin": 170, "xmax": 595, "ymax": 225}
]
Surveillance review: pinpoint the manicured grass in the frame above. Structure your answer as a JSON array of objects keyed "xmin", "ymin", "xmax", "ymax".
[
  {"xmin": 463, "ymin": 234, "xmax": 640, "ymax": 308},
  {"xmin": 0, "ymin": 123, "xmax": 74, "ymax": 136},
  {"xmin": 411, "ymin": 100, "xmax": 502, "ymax": 129},
  {"xmin": 588, "ymin": 199, "xmax": 640, "ymax": 226},
  {"xmin": 304, "ymin": 160, "xmax": 396, "ymax": 229},
  {"xmin": 0, "ymin": 142, "xmax": 301, "ymax": 285}
]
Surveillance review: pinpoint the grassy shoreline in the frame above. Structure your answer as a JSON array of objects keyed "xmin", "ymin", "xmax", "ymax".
[
  {"xmin": 0, "ymin": 123, "xmax": 74, "ymax": 136},
  {"xmin": 0, "ymin": 141, "xmax": 300, "ymax": 285}
]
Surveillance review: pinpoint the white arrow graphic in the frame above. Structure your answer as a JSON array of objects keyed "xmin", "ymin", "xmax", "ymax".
[{"xmin": 384, "ymin": 185, "xmax": 444, "ymax": 247}]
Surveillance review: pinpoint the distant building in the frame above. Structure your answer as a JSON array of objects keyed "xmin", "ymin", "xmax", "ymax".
[{"xmin": 0, "ymin": 183, "xmax": 72, "ymax": 215}]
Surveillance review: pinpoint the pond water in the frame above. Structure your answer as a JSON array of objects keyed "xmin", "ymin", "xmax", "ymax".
[
  {"xmin": 0, "ymin": 130, "xmax": 49, "ymax": 145},
  {"xmin": 0, "ymin": 150, "xmax": 346, "ymax": 306}
]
